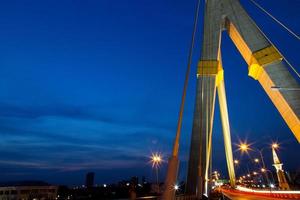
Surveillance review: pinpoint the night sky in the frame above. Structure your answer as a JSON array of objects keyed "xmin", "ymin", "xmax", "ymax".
[{"xmin": 0, "ymin": 0, "xmax": 299, "ymax": 186}]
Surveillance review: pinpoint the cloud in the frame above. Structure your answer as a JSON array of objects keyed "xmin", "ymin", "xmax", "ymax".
[
  {"xmin": 0, "ymin": 103, "xmax": 118, "ymax": 123},
  {"xmin": 0, "ymin": 159, "xmax": 142, "ymax": 172},
  {"xmin": 0, "ymin": 102, "xmax": 174, "ymax": 177}
]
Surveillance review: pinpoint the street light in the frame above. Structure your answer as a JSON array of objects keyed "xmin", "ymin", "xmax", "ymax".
[
  {"xmin": 237, "ymin": 141, "xmax": 277, "ymax": 187},
  {"xmin": 234, "ymin": 159, "xmax": 239, "ymax": 165},
  {"xmin": 151, "ymin": 153, "xmax": 162, "ymax": 168},
  {"xmin": 174, "ymin": 184, "xmax": 179, "ymax": 191},
  {"xmin": 239, "ymin": 143, "xmax": 250, "ymax": 152},
  {"xmin": 261, "ymin": 168, "xmax": 275, "ymax": 182},
  {"xmin": 150, "ymin": 153, "xmax": 163, "ymax": 193}
]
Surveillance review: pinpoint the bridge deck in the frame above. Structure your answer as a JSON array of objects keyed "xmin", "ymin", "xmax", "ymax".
[
  {"xmin": 221, "ymin": 188, "xmax": 299, "ymax": 200},
  {"xmin": 222, "ymin": 192, "xmax": 294, "ymax": 200}
]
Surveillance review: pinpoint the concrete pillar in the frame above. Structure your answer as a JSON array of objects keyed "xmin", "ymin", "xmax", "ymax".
[{"xmin": 184, "ymin": 0, "xmax": 299, "ymax": 197}]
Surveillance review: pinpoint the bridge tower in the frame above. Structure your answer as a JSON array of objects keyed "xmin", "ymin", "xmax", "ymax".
[
  {"xmin": 272, "ymin": 147, "xmax": 290, "ymax": 190},
  {"xmin": 162, "ymin": 0, "xmax": 300, "ymax": 199},
  {"xmin": 184, "ymin": 0, "xmax": 300, "ymax": 198}
]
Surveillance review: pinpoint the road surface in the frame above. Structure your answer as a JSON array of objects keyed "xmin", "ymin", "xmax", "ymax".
[{"xmin": 222, "ymin": 191, "xmax": 295, "ymax": 200}]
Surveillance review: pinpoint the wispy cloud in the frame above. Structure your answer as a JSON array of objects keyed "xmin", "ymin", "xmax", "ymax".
[
  {"xmin": 0, "ymin": 102, "xmax": 173, "ymax": 178},
  {"xmin": 0, "ymin": 158, "xmax": 143, "ymax": 172}
]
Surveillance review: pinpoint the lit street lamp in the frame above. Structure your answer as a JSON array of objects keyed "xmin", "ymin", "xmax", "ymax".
[
  {"xmin": 234, "ymin": 159, "xmax": 239, "ymax": 165},
  {"xmin": 150, "ymin": 153, "xmax": 163, "ymax": 193},
  {"xmin": 237, "ymin": 141, "xmax": 273, "ymax": 187},
  {"xmin": 238, "ymin": 143, "xmax": 250, "ymax": 152},
  {"xmin": 261, "ymin": 168, "xmax": 275, "ymax": 186},
  {"xmin": 174, "ymin": 184, "xmax": 179, "ymax": 191}
]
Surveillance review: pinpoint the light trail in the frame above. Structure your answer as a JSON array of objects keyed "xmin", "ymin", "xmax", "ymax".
[{"xmin": 236, "ymin": 186, "xmax": 300, "ymax": 194}]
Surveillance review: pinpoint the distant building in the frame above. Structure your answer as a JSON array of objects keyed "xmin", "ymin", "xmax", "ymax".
[
  {"xmin": 85, "ymin": 172, "xmax": 95, "ymax": 188},
  {"xmin": 0, "ymin": 185, "xmax": 57, "ymax": 200}
]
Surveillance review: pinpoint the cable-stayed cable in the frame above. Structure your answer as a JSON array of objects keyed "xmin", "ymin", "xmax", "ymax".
[
  {"xmin": 248, "ymin": 0, "xmax": 300, "ymax": 79},
  {"xmin": 248, "ymin": 0, "xmax": 300, "ymax": 40},
  {"xmin": 172, "ymin": 0, "xmax": 201, "ymax": 156}
]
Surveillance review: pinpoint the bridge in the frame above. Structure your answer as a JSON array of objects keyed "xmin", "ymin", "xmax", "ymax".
[{"xmin": 158, "ymin": 0, "xmax": 300, "ymax": 199}]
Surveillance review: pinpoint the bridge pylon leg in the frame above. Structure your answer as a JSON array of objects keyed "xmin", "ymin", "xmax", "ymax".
[
  {"xmin": 217, "ymin": 79, "xmax": 236, "ymax": 188},
  {"xmin": 162, "ymin": 156, "xmax": 179, "ymax": 200},
  {"xmin": 223, "ymin": 0, "xmax": 300, "ymax": 142},
  {"xmin": 175, "ymin": 0, "xmax": 299, "ymax": 198}
]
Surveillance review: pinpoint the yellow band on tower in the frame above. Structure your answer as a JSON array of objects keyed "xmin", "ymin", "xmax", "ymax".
[
  {"xmin": 248, "ymin": 46, "xmax": 283, "ymax": 80},
  {"xmin": 197, "ymin": 60, "xmax": 224, "ymax": 86}
]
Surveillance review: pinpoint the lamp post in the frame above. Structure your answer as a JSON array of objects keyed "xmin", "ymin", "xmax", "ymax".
[
  {"xmin": 237, "ymin": 142, "xmax": 271, "ymax": 186},
  {"xmin": 151, "ymin": 153, "xmax": 162, "ymax": 193},
  {"xmin": 257, "ymin": 143, "xmax": 280, "ymax": 187},
  {"xmin": 261, "ymin": 168, "xmax": 276, "ymax": 191}
]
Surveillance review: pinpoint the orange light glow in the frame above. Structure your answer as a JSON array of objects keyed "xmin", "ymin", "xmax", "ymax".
[
  {"xmin": 239, "ymin": 143, "xmax": 249, "ymax": 152},
  {"xmin": 150, "ymin": 153, "xmax": 163, "ymax": 168}
]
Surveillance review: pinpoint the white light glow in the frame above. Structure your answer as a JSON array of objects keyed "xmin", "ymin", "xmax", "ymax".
[
  {"xmin": 236, "ymin": 186, "xmax": 300, "ymax": 194},
  {"xmin": 174, "ymin": 185, "xmax": 179, "ymax": 190}
]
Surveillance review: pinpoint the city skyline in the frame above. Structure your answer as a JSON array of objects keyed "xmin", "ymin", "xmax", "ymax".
[{"xmin": 0, "ymin": 0, "xmax": 299, "ymax": 186}]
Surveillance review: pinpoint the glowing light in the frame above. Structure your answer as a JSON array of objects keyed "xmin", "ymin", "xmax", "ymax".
[
  {"xmin": 253, "ymin": 172, "xmax": 258, "ymax": 175},
  {"xmin": 261, "ymin": 168, "xmax": 266, "ymax": 173},
  {"xmin": 247, "ymin": 174, "xmax": 251, "ymax": 177},
  {"xmin": 254, "ymin": 158, "xmax": 259, "ymax": 163},
  {"xmin": 174, "ymin": 184, "xmax": 179, "ymax": 191},
  {"xmin": 234, "ymin": 160, "xmax": 239, "ymax": 164},
  {"xmin": 239, "ymin": 143, "xmax": 249, "ymax": 152},
  {"xmin": 272, "ymin": 143, "xmax": 279, "ymax": 149},
  {"xmin": 150, "ymin": 153, "xmax": 163, "ymax": 168},
  {"xmin": 270, "ymin": 184, "xmax": 275, "ymax": 188},
  {"xmin": 103, "ymin": 184, "xmax": 107, "ymax": 188},
  {"xmin": 237, "ymin": 186, "xmax": 300, "ymax": 194}
]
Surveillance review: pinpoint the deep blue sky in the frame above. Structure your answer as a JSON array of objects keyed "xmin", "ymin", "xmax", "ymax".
[{"xmin": 0, "ymin": 0, "xmax": 299, "ymax": 186}]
